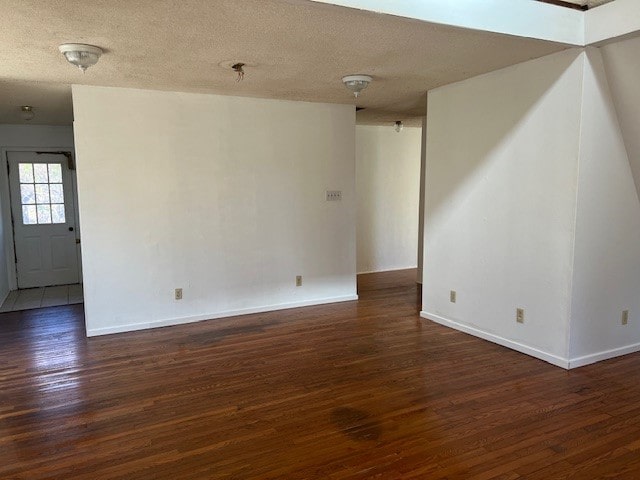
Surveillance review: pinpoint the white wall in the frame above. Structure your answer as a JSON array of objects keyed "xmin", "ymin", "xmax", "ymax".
[
  {"xmin": 72, "ymin": 85, "xmax": 357, "ymax": 336},
  {"xmin": 600, "ymin": 36, "xmax": 640, "ymax": 199},
  {"xmin": 421, "ymin": 49, "xmax": 585, "ymax": 366},
  {"xmin": 568, "ymin": 49, "xmax": 640, "ymax": 367},
  {"xmin": 356, "ymin": 125, "xmax": 421, "ymax": 273},
  {"xmin": 0, "ymin": 125, "xmax": 75, "ymax": 298}
]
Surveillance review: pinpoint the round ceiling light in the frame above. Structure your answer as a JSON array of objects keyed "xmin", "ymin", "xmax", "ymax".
[
  {"xmin": 58, "ymin": 43, "xmax": 103, "ymax": 72},
  {"xmin": 342, "ymin": 75, "xmax": 372, "ymax": 98}
]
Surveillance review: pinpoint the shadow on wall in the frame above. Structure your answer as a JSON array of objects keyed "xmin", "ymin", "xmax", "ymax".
[
  {"xmin": 600, "ymin": 36, "xmax": 640, "ymax": 202},
  {"xmin": 424, "ymin": 49, "xmax": 583, "ymax": 229}
]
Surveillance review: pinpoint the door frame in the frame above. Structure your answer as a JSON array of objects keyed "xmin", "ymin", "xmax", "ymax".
[{"xmin": 0, "ymin": 146, "xmax": 81, "ymax": 291}]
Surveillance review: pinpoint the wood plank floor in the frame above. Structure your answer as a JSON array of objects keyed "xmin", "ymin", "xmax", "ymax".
[{"xmin": 1, "ymin": 269, "xmax": 640, "ymax": 479}]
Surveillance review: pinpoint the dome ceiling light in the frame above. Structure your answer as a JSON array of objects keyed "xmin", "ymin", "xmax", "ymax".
[
  {"xmin": 342, "ymin": 75, "xmax": 372, "ymax": 98},
  {"xmin": 58, "ymin": 43, "xmax": 103, "ymax": 72}
]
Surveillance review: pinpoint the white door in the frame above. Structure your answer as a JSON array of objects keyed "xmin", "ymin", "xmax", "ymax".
[{"xmin": 8, "ymin": 151, "xmax": 80, "ymax": 288}]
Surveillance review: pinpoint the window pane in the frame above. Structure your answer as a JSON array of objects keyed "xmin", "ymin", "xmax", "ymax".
[
  {"xmin": 51, "ymin": 204, "xmax": 66, "ymax": 224},
  {"xmin": 21, "ymin": 184, "xmax": 35, "ymax": 204},
  {"xmin": 33, "ymin": 164, "xmax": 48, "ymax": 183},
  {"xmin": 37, "ymin": 204, "xmax": 52, "ymax": 224},
  {"xmin": 35, "ymin": 183, "xmax": 50, "ymax": 204},
  {"xmin": 22, "ymin": 205, "xmax": 37, "ymax": 225},
  {"xmin": 49, "ymin": 183, "xmax": 64, "ymax": 203},
  {"xmin": 19, "ymin": 163, "xmax": 34, "ymax": 183},
  {"xmin": 48, "ymin": 164, "xmax": 62, "ymax": 183}
]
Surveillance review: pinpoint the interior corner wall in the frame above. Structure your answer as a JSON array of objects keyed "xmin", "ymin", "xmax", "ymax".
[
  {"xmin": 421, "ymin": 49, "xmax": 585, "ymax": 367},
  {"xmin": 568, "ymin": 48, "xmax": 640, "ymax": 367},
  {"xmin": 0, "ymin": 125, "xmax": 75, "ymax": 300},
  {"xmin": 72, "ymin": 85, "xmax": 357, "ymax": 336},
  {"xmin": 355, "ymin": 125, "xmax": 421, "ymax": 274}
]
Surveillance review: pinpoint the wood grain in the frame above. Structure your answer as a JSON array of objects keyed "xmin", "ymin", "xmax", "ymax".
[{"xmin": 1, "ymin": 269, "xmax": 639, "ymax": 479}]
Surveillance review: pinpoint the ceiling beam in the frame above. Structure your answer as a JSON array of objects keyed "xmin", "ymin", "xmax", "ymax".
[{"xmin": 308, "ymin": 0, "xmax": 585, "ymax": 45}]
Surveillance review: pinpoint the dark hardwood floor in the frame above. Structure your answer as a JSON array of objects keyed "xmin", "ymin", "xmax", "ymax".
[{"xmin": 2, "ymin": 270, "xmax": 640, "ymax": 479}]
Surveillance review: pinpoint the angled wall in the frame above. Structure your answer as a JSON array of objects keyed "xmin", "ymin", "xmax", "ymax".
[
  {"xmin": 568, "ymin": 48, "xmax": 640, "ymax": 367},
  {"xmin": 421, "ymin": 49, "xmax": 584, "ymax": 367},
  {"xmin": 421, "ymin": 44, "xmax": 640, "ymax": 369}
]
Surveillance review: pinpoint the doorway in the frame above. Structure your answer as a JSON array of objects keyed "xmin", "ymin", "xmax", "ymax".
[{"xmin": 3, "ymin": 151, "xmax": 82, "ymax": 309}]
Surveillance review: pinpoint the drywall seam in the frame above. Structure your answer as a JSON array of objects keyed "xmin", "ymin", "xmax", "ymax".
[
  {"xmin": 421, "ymin": 312, "xmax": 570, "ymax": 369},
  {"xmin": 87, "ymin": 294, "xmax": 359, "ymax": 337}
]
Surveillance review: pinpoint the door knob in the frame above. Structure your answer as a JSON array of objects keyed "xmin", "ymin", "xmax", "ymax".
[{"xmin": 68, "ymin": 227, "xmax": 74, "ymax": 231}]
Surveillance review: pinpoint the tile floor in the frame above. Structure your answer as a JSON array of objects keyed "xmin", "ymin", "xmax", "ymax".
[{"xmin": 0, "ymin": 284, "xmax": 83, "ymax": 312}]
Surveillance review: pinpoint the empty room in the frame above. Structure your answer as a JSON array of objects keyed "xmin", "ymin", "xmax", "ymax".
[{"xmin": 1, "ymin": 0, "xmax": 640, "ymax": 478}]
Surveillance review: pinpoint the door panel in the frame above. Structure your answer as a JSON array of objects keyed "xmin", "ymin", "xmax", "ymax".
[
  {"xmin": 50, "ymin": 235, "xmax": 70, "ymax": 269},
  {"xmin": 8, "ymin": 151, "xmax": 80, "ymax": 288},
  {"xmin": 24, "ymin": 236, "xmax": 43, "ymax": 271}
]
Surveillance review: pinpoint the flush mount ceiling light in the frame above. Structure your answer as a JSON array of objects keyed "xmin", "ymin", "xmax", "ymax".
[
  {"xmin": 395, "ymin": 121, "xmax": 404, "ymax": 133},
  {"xmin": 58, "ymin": 43, "xmax": 103, "ymax": 72},
  {"xmin": 342, "ymin": 75, "xmax": 372, "ymax": 98},
  {"xmin": 20, "ymin": 106, "xmax": 35, "ymax": 121}
]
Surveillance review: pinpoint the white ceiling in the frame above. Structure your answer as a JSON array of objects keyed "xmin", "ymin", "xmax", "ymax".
[{"xmin": 0, "ymin": 0, "xmax": 572, "ymax": 126}]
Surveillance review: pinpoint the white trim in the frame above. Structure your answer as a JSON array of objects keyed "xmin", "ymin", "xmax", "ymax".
[
  {"xmin": 568, "ymin": 343, "xmax": 640, "ymax": 369},
  {"xmin": 87, "ymin": 294, "xmax": 359, "ymax": 337},
  {"xmin": 585, "ymin": 0, "xmax": 640, "ymax": 46},
  {"xmin": 421, "ymin": 311, "xmax": 570, "ymax": 369},
  {"xmin": 357, "ymin": 266, "xmax": 417, "ymax": 275},
  {"xmin": 309, "ymin": 0, "xmax": 584, "ymax": 46}
]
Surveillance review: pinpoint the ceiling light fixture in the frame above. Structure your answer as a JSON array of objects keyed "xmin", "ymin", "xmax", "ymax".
[
  {"xmin": 342, "ymin": 75, "xmax": 372, "ymax": 98},
  {"xmin": 20, "ymin": 106, "xmax": 35, "ymax": 121},
  {"xmin": 395, "ymin": 121, "xmax": 404, "ymax": 133},
  {"xmin": 58, "ymin": 43, "xmax": 103, "ymax": 72}
]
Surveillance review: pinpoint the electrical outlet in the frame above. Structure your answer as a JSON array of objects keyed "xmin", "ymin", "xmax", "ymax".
[
  {"xmin": 296, "ymin": 275, "xmax": 303, "ymax": 287},
  {"xmin": 326, "ymin": 190, "xmax": 342, "ymax": 201},
  {"xmin": 516, "ymin": 308, "xmax": 525, "ymax": 324},
  {"xmin": 450, "ymin": 290, "xmax": 456, "ymax": 303},
  {"xmin": 622, "ymin": 310, "xmax": 629, "ymax": 325},
  {"xmin": 175, "ymin": 288, "xmax": 183, "ymax": 300}
]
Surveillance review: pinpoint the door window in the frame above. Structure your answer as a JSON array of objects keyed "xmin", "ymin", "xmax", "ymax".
[{"xmin": 19, "ymin": 163, "xmax": 66, "ymax": 225}]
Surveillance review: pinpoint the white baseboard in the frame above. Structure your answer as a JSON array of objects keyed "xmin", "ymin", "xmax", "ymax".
[
  {"xmin": 568, "ymin": 343, "xmax": 640, "ymax": 369},
  {"xmin": 357, "ymin": 266, "xmax": 417, "ymax": 275},
  {"xmin": 87, "ymin": 294, "xmax": 358, "ymax": 337},
  {"xmin": 421, "ymin": 311, "xmax": 570, "ymax": 369}
]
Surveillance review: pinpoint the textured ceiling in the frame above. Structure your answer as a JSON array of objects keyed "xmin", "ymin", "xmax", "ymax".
[{"xmin": 0, "ymin": 0, "xmax": 571, "ymax": 126}]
